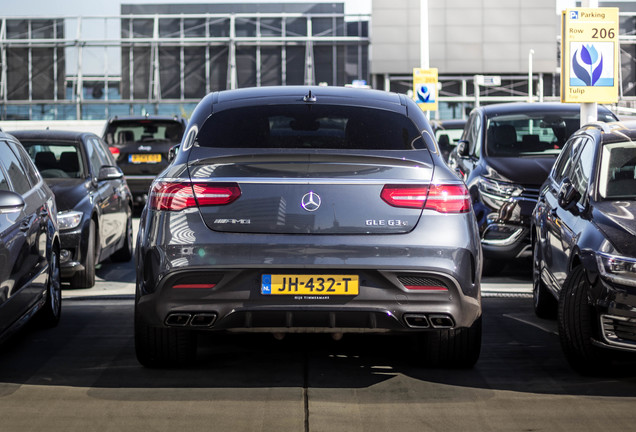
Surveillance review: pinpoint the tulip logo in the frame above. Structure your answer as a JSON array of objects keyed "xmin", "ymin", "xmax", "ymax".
[
  {"xmin": 570, "ymin": 42, "xmax": 614, "ymax": 87},
  {"xmin": 417, "ymin": 84, "xmax": 435, "ymax": 103}
]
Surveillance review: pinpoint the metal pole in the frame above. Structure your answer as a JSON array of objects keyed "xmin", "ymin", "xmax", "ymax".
[
  {"xmin": 581, "ymin": 0, "xmax": 598, "ymax": 126},
  {"xmin": 528, "ymin": 49, "xmax": 534, "ymax": 102}
]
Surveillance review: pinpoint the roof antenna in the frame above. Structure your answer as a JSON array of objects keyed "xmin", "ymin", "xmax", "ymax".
[{"xmin": 303, "ymin": 90, "xmax": 317, "ymax": 103}]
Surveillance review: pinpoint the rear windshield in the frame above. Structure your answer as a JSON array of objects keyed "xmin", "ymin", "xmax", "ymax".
[
  {"xmin": 486, "ymin": 112, "xmax": 616, "ymax": 157},
  {"xmin": 104, "ymin": 120, "xmax": 184, "ymax": 145},
  {"xmin": 196, "ymin": 105, "xmax": 425, "ymax": 150}
]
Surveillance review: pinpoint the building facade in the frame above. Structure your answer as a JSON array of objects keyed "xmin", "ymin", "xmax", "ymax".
[{"xmin": 2, "ymin": 1, "xmax": 636, "ymax": 121}]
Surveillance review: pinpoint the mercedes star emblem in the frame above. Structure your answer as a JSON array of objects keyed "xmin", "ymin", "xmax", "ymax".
[{"xmin": 301, "ymin": 191, "xmax": 321, "ymax": 212}]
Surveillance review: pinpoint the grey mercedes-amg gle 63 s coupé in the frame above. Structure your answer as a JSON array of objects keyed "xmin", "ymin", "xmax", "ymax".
[{"xmin": 134, "ymin": 86, "xmax": 483, "ymax": 368}]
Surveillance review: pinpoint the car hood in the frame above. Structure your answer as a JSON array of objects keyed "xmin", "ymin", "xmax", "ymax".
[
  {"xmin": 485, "ymin": 156, "xmax": 557, "ymax": 185},
  {"xmin": 592, "ymin": 201, "xmax": 636, "ymax": 256},
  {"xmin": 45, "ymin": 178, "xmax": 90, "ymax": 211}
]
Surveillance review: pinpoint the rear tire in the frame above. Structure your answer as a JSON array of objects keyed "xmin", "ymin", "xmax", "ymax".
[
  {"xmin": 533, "ymin": 241, "xmax": 557, "ymax": 319},
  {"xmin": 418, "ymin": 316, "xmax": 482, "ymax": 368},
  {"xmin": 70, "ymin": 219, "xmax": 96, "ymax": 289},
  {"xmin": 558, "ymin": 265, "xmax": 608, "ymax": 375},
  {"xmin": 111, "ymin": 207, "xmax": 133, "ymax": 262},
  {"xmin": 135, "ymin": 314, "xmax": 197, "ymax": 368},
  {"xmin": 35, "ymin": 248, "xmax": 62, "ymax": 328}
]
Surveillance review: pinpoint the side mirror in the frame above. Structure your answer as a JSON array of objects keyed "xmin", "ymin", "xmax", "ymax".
[
  {"xmin": 97, "ymin": 165, "xmax": 124, "ymax": 181},
  {"xmin": 168, "ymin": 144, "xmax": 180, "ymax": 162},
  {"xmin": 457, "ymin": 140, "xmax": 470, "ymax": 157},
  {"xmin": 0, "ymin": 190, "xmax": 25, "ymax": 214},
  {"xmin": 557, "ymin": 177, "xmax": 581, "ymax": 212}
]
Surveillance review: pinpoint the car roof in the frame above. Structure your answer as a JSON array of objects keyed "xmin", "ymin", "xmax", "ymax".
[
  {"xmin": 107, "ymin": 115, "xmax": 185, "ymax": 123},
  {"xmin": 583, "ymin": 120, "xmax": 636, "ymax": 145},
  {"xmin": 213, "ymin": 85, "xmax": 406, "ymax": 109},
  {"xmin": 477, "ymin": 102, "xmax": 615, "ymax": 115},
  {"xmin": 8, "ymin": 129, "xmax": 96, "ymax": 141}
]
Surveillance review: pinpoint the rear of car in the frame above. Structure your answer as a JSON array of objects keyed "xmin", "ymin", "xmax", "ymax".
[
  {"xmin": 135, "ymin": 86, "xmax": 482, "ymax": 368},
  {"xmin": 103, "ymin": 115, "xmax": 186, "ymax": 206}
]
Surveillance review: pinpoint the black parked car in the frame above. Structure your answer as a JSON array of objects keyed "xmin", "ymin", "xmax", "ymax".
[
  {"xmin": 103, "ymin": 115, "xmax": 187, "ymax": 207},
  {"xmin": 135, "ymin": 86, "xmax": 483, "ymax": 368},
  {"xmin": 532, "ymin": 121, "xmax": 636, "ymax": 374},
  {"xmin": 12, "ymin": 130, "xmax": 134, "ymax": 289},
  {"xmin": 448, "ymin": 102, "xmax": 617, "ymax": 274},
  {"xmin": 0, "ymin": 130, "xmax": 61, "ymax": 342}
]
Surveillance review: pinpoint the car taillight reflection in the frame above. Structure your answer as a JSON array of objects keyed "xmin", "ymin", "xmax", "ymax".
[
  {"xmin": 381, "ymin": 184, "xmax": 470, "ymax": 213},
  {"xmin": 109, "ymin": 146, "xmax": 120, "ymax": 157},
  {"xmin": 150, "ymin": 181, "xmax": 241, "ymax": 211}
]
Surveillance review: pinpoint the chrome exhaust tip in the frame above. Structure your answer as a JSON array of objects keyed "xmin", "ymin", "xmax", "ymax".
[
  {"xmin": 403, "ymin": 314, "xmax": 430, "ymax": 329},
  {"xmin": 190, "ymin": 313, "xmax": 216, "ymax": 327},
  {"xmin": 165, "ymin": 313, "xmax": 191, "ymax": 327},
  {"xmin": 429, "ymin": 314, "xmax": 455, "ymax": 329}
]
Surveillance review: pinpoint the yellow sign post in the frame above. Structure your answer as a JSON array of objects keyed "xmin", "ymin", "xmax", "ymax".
[
  {"xmin": 561, "ymin": 7, "xmax": 619, "ymax": 104},
  {"xmin": 413, "ymin": 68, "xmax": 438, "ymax": 111}
]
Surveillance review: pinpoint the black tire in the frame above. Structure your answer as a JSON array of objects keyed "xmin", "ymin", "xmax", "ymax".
[
  {"xmin": 111, "ymin": 207, "xmax": 133, "ymax": 262},
  {"xmin": 35, "ymin": 248, "xmax": 62, "ymax": 328},
  {"xmin": 70, "ymin": 219, "xmax": 96, "ymax": 289},
  {"xmin": 135, "ymin": 315, "xmax": 197, "ymax": 368},
  {"xmin": 418, "ymin": 316, "xmax": 482, "ymax": 368},
  {"xmin": 558, "ymin": 265, "xmax": 609, "ymax": 375},
  {"xmin": 533, "ymin": 241, "xmax": 557, "ymax": 319}
]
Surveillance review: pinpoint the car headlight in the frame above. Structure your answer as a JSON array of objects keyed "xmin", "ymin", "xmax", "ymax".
[
  {"xmin": 477, "ymin": 176, "xmax": 524, "ymax": 199},
  {"xmin": 596, "ymin": 252, "xmax": 636, "ymax": 288},
  {"xmin": 57, "ymin": 210, "xmax": 83, "ymax": 230}
]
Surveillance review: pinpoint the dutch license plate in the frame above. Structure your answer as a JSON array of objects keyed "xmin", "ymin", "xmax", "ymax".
[
  {"xmin": 261, "ymin": 274, "xmax": 359, "ymax": 295},
  {"xmin": 129, "ymin": 153, "xmax": 161, "ymax": 163}
]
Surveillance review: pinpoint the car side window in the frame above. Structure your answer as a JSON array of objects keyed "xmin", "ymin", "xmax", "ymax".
[
  {"xmin": 9, "ymin": 140, "xmax": 41, "ymax": 187},
  {"xmin": 0, "ymin": 140, "xmax": 31, "ymax": 195},
  {"xmin": 92, "ymin": 137, "xmax": 115, "ymax": 166},
  {"xmin": 0, "ymin": 162, "xmax": 8, "ymax": 191},
  {"xmin": 570, "ymin": 137, "xmax": 594, "ymax": 204},
  {"xmin": 463, "ymin": 113, "xmax": 481, "ymax": 156},
  {"xmin": 472, "ymin": 115, "xmax": 482, "ymax": 157},
  {"xmin": 553, "ymin": 136, "xmax": 582, "ymax": 183},
  {"xmin": 86, "ymin": 138, "xmax": 105, "ymax": 177}
]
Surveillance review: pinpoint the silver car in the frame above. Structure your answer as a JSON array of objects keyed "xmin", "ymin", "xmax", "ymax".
[{"xmin": 135, "ymin": 86, "xmax": 483, "ymax": 368}]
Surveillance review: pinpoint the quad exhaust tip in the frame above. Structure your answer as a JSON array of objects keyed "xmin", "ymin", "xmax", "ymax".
[
  {"xmin": 165, "ymin": 312, "xmax": 217, "ymax": 327},
  {"xmin": 403, "ymin": 313, "xmax": 454, "ymax": 329}
]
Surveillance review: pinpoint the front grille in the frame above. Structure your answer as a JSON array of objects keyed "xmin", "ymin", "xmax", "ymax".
[
  {"xmin": 600, "ymin": 314, "xmax": 636, "ymax": 349},
  {"xmin": 519, "ymin": 185, "xmax": 540, "ymax": 201}
]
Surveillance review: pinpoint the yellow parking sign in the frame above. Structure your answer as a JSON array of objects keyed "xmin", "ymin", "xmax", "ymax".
[
  {"xmin": 561, "ymin": 8, "xmax": 619, "ymax": 103},
  {"xmin": 413, "ymin": 68, "xmax": 438, "ymax": 111}
]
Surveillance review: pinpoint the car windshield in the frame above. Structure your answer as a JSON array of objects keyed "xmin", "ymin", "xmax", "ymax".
[
  {"xmin": 485, "ymin": 112, "xmax": 615, "ymax": 157},
  {"xmin": 598, "ymin": 141, "xmax": 636, "ymax": 200},
  {"xmin": 22, "ymin": 141, "xmax": 85, "ymax": 179},
  {"xmin": 104, "ymin": 120, "xmax": 184, "ymax": 145},
  {"xmin": 196, "ymin": 105, "xmax": 426, "ymax": 150}
]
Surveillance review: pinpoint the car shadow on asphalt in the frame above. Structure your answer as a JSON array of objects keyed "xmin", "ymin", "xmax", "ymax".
[{"xmin": 0, "ymin": 297, "xmax": 635, "ymax": 399}]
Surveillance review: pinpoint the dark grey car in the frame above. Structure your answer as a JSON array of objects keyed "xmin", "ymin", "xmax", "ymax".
[{"xmin": 135, "ymin": 86, "xmax": 482, "ymax": 368}]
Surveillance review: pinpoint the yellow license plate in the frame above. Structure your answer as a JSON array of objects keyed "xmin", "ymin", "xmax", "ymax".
[
  {"xmin": 261, "ymin": 274, "xmax": 359, "ymax": 295},
  {"xmin": 130, "ymin": 153, "xmax": 161, "ymax": 163}
]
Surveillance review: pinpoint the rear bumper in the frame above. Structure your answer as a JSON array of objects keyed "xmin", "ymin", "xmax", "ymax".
[{"xmin": 136, "ymin": 208, "xmax": 483, "ymax": 333}]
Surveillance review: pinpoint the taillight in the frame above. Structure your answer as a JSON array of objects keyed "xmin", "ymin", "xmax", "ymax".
[
  {"xmin": 381, "ymin": 184, "xmax": 470, "ymax": 213},
  {"xmin": 425, "ymin": 184, "xmax": 471, "ymax": 213},
  {"xmin": 109, "ymin": 146, "xmax": 120, "ymax": 157},
  {"xmin": 149, "ymin": 181, "xmax": 240, "ymax": 211},
  {"xmin": 380, "ymin": 185, "xmax": 429, "ymax": 209}
]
